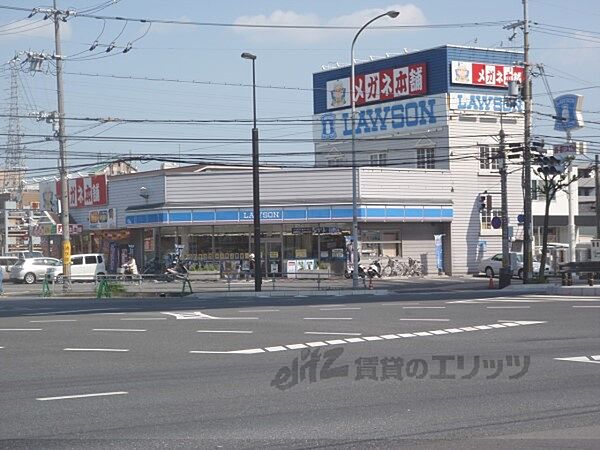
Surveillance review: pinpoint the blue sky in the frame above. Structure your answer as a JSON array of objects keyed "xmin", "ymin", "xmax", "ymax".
[{"xmin": 0, "ymin": 0, "xmax": 599, "ymax": 178}]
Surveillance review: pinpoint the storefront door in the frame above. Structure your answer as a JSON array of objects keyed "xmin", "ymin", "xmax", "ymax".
[{"xmin": 260, "ymin": 239, "xmax": 282, "ymax": 277}]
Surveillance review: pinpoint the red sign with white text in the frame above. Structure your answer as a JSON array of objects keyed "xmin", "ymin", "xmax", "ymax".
[
  {"xmin": 56, "ymin": 175, "xmax": 107, "ymax": 208},
  {"xmin": 451, "ymin": 61, "xmax": 524, "ymax": 88}
]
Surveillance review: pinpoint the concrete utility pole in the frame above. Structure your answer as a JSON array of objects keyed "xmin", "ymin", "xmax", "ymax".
[
  {"xmin": 498, "ymin": 128, "xmax": 511, "ymax": 288},
  {"xmin": 53, "ymin": 0, "xmax": 71, "ymax": 290},
  {"xmin": 522, "ymin": 0, "xmax": 533, "ymax": 283},
  {"xmin": 567, "ymin": 131, "xmax": 576, "ymax": 262},
  {"xmin": 596, "ymin": 154, "xmax": 600, "ymax": 239}
]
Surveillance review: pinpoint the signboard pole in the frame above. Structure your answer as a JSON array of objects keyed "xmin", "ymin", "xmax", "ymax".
[
  {"xmin": 499, "ymin": 127, "xmax": 511, "ymax": 288},
  {"xmin": 596, "ymin": 154, "xmax": 600, "ymax": 239}
]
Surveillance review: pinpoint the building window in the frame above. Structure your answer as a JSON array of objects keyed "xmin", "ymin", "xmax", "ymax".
[
  {"xmin": 480, "ymin": 208, "xmax": 502, "ymax": 230},
  {"xmin": 479, "ymin": 146, "xmax": 499, "ymax": 170},
  {"xmin": 327, "ymin": 157, "xmax": 343, "ymax": 167},
  {"xmin": 417, "ymin": 148, "xmax": 435, "ymax": 169},
  {"xmin": 369, "ymin": 152, "xmax": 387, "ymax": 166}
]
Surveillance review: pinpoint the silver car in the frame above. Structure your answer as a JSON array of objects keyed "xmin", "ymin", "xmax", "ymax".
[{"xmin": 9, "ymin": 257, "xmax": 62, "ymax": 284}]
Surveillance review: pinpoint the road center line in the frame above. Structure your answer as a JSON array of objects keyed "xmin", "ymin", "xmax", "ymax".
[
  {"xmin": 486, "ymin": 306, "xmax": 531, "ymax": 309},
  {"xmin": 304, "ymin": 331, "xmax": 362, "ymax": 336},
  {"xmin": 64, "ymin": 348, "xmax": 129, "ymax": 352},
  {"xmin": 308, "ymin": 304, "xmax": 347, "ymax": 308},
  {"xmin": 92, "ymin": 328, "xmax": 147, "ymax": 332},
  {"xmin": 120, "ymin": 318, "xmax": 167, "ymax": 321},
  {"xmin": 0, "ymin": 328, "xmax": 43, "ymax": 331},
  {"xmin": 189, "ymin": 321, "xmax": 546, "ymax": 355},
  {"xmin": 196, "ymin": 330, "xmax": 253, "ymax": 334},
  {"xmin": 303, "ymin": 317, "xmax": 353, "ymax": 320},
  {"xmin": 29, "ymin": 319, "xmax": 77, "ymax": 323},
  {"xmin": 319, "ymin": 307, "xmax": 361, "ymax": 311},
  {"xmin": 36, "ymin": 391, "xmax": 128, "ymax": 401},
  {"xmin": 402, "ymin": 306, "xmax": 446, "ymax": 309},
  {"xmin": 380, "ymin": 302, "xmax": 420, "ymax": 306},
  {"xmin": 399, "ymin": 318, "xmax": 450, "ymax": 322},
  {"xmin": 239, "ymin": 309, "xmax": 279, "ymax": 312}
]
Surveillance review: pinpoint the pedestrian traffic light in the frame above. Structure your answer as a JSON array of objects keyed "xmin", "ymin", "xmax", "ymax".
[
  {"xmin": 506, "ymin": 143, "xmax": 523, "ymax": 160},
  {"xmin": 478, "ymin": 195, "xmax": 487, "ymax": 211}
]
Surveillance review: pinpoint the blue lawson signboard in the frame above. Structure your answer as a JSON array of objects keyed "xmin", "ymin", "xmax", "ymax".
[{"xmin": 125, "ymin": 205, "xmax": 453, "ymax": 227}]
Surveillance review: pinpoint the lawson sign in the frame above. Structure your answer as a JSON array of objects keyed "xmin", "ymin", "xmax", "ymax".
[
  {"xmin": 316, "ymin": 94, "xmax": 446, "ymax": 141},
  {"xmin": 449, "ymin": 93, "xmax": 523, "ymax": 113}
]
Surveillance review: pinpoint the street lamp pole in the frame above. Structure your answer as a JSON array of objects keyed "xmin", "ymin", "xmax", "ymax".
[
  {"xmin": 241, "ymin": 52, "xmax": 262, "ymax": 292},
  {"xmin": 350, "ymin": 10, "xmax": 399, "ymax": 288}
]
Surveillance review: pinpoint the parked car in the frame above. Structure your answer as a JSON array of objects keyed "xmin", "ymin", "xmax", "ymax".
[
  {"xmin": 9, "ymin": 257, "xmax": 62, "ymax": 284},
  {"xmin": 48, "ymin": 253, "xmax": 107, "ymax": 282},
  {"xmin": 0, "ymin": 256, "xmax": 19, "ymax": 280},
  {"xmin": 477, "ymin": 253, "xmax": 548, "ymax": 279},
  {"xmin": 6, "ymin": 251, "xmax": 43, "ymax": 260}
]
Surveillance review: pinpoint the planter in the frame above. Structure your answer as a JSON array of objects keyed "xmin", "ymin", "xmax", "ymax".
[
  {"xmin": 187, "ymin": 271, "xmax": 221, "ymax": 282},
  {"xmin": 289, "ymin": 269, "xmax": 330, "ymax": 280}
]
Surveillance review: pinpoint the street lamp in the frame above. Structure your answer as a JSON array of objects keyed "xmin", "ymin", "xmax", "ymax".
[
  {"xmin": 350, "ymin": 10, "xmax": 399, "ymax": 288},
  {"xmin": 241, "ymin": 51, "xmax": 262, "ymax": 292}
]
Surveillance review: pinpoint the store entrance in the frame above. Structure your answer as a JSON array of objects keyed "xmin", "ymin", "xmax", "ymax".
[{"xmin": 259, "ymin": 238, "xmax": 282, "ymax": 277}]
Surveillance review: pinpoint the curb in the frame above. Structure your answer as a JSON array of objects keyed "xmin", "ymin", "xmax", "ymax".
[{"xmin": 189, "ymin": 289, "xmax": 389, "ymax": 299}]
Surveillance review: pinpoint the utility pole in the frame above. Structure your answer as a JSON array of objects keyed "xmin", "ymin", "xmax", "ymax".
[
  {"xmin": 596, "ymin": 154, "xmax": 600, "ymax": 239},
  {"xmin": 522, "ymin": 0, "xmax": 533, "ymax": 283},
  {"xmin": 566, "ymin": 131, "xmax": 576, "ymax": 262},
  {"xmin": 498, "ymin": 127, "xmax": 511, "ymax": 288},
  {"xmin": 53, "ymin": 0, "xmax": 71, "ymax": 291}
]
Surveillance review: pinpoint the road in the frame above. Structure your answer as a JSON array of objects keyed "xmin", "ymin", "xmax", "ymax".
[{"xmin": 0, "ymin": 291, "xmax": 599, "ymax": 448}]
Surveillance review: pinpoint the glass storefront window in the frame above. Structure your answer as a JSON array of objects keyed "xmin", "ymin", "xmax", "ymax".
[{"xmin": 361, "ymin": 230, "xmax": 402, "ymax": 258}]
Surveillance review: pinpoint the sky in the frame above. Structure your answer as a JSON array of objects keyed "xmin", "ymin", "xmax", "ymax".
[{"xmin": 0, "ymin": 0, "xmax": 599, "ymax": 181}]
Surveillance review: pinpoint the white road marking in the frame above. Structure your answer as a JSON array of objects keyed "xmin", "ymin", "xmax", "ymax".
[
  {"xmin": 189, "ymin": 348, "xmax": 264, "ymax": 354},
  {"xmin": 402, "ymin": 306, "xmax": 446, "ymax": 309},
  {"xmin": 555, "ymin": 355, "xmax": 600, "ymax": 364},
  {"xmin": 29, "ymin": 319, "xmax": 77, "ymax": 323},
  {"xmin": 196, "ymin": 330, "xmax": 253, "ymax": 334},
  {"xmin": 380, "ymin": 334, "xmax": 401, "ymax": 340},
  {"xmin": 399, "ymin": 318, "xmax": 450, "ymax": 322},
  {"xmin": 304, "ymin": 331, "xmax": 362, "ymax": 336},
  {"xmin": 36, "ymin": 391, "xmax": 128, "ymax": 401},
  {"xmin": 264, "ymin": 346, "xmax": 287, "ymax": 352},
  {"xmin": 308, "ymin": 304, "xmax": 347, "ymax": 308},
  {"xmin": 306, "ymin": 341, "xmax": 328, "ymax": 347},
  {"xmin": 120, "ymin": 318, "xmax": 167, "ymax": 321},
  {"xmin": 188, "ymin": 321, "xmax": 546, "ymax": 355},
  {"xmin": 0, "ymin": 328, "xmax": 43, "ymax": 331},
  {"xmin": 100, "ymin": 313, "xmax": 127, "ymax": 315},
  {"xmin": 0, "ymin": 346, "xmax": 3, "ymax": 349},
  {"xmin": 239, "ymin": 309, "xmax": 279, "ymax": 312},
  {"xmin": 486, "ymin": 306, "xmax": 531, "ymax": 309},
  {"xmin": 319, "ymin": 307, "xmax": 361, "ymax": 311},
  {"xmin": 162, "ymin": 311, "xmax": 258, "ymax": 320},
  {"xmin": 92, "ymin": 328, "xmax": 147, "ymax": 332},
  {"xmin": 380, "ymin": 302, "xmax": 420, "ymax": 306},
  {"xmin": 303, "ymin": 317, "xmax": 353, "ymax": 320},
  {"xmin": 64, "ymin": 348, "xmax": 129, "ymax": 352},
  {"xmin": 27, "ymin": 308, "xmax": 121, "ymax": 316}
]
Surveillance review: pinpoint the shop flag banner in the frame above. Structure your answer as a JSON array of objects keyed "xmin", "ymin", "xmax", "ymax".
[
  {"xmin": 554, "ymin": 94, "xmax": 584, "ymax": 131},
  {"xmin": 326, "ymin": 63, "xmax": 427, "ymax": 110},
  {"xmin": 451, "ymin": 61, "xmax": 524, "ymax": 88},
  {"xmin": 55, "ymin": 174, "xmax": 108, "ymax": 209}
]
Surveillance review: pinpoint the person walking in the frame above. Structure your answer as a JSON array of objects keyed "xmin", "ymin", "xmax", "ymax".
[{"xmin": 0, "ymin": 265, "xmax": 4, "ymax": 296}]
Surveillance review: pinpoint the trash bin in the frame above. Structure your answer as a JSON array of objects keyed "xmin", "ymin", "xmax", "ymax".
[{"xmin": 499, "ymin": 267, "xmax": 513, "ymax": 289}]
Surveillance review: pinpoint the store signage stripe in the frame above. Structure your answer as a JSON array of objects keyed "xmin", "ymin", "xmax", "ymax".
[
  {"xmin": 189, "ymin": 321, "xmax": 546, "ymax": 355},
  {"xmin": 126, "ymin": 205, "xmax": 453, "ymax": 226}
]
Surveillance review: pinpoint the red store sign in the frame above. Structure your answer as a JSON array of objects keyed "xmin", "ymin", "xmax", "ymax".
[
  {"xmin": 326, "ymin": 63, "xmax": 427, "ymax": 110},
  {"xmin": 56, "ymin": 174, "xmax": 108, "ymax": 208},
  {"xmin": 451, "ymin": 61, "xmax": 524, "ymax": 88}
]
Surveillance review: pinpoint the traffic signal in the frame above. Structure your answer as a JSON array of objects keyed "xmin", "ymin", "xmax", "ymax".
[
  {"xmin": 506, "ymin": 143, "xmax": 523, "ymax": 160},
  {"xmin": 478, "ymin": 194, "xmax": 492, "ymax": 211},
  {"xmin": 536, "ymin": 154, "xmax": 567, "ymax": 175},
  {"xmin": 478, "ymin": 195, "xmax": 487, "ymax": 211}
]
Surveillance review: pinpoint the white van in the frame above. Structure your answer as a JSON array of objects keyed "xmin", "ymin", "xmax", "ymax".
[{"xmin": 50, "ymin": 253, "xmax": 106, "ymax": 282}]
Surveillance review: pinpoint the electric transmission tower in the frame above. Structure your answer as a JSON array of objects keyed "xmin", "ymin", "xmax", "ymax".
[{"xmin": 4, "ymin": 63, "xmax": 25, "ymax": 203}]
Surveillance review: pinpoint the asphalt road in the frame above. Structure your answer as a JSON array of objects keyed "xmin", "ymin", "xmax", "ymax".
[{"xmin": 0, "ymin": 291, "xmax": 599, "ymax": 448}]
